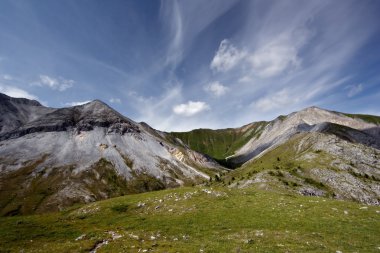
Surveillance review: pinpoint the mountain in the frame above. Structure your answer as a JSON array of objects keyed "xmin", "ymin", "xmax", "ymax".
[
  {"xmin": 173, "ymin": 106, "xmax": 380, "ymax": 205},
  {"xmin": 0, "ymin": 93, "xmax": 223, "ymax": 215},
  {"xmin": 1, "ymin": 93, "xmax": 379, "ymax": 216},
  {"xmin": 0, "ymin": 93, "xmax": 54, "ymax": 135},
  {"xmin": 229, "ymin": 106, "xmax": 380, "ymax": 164}
]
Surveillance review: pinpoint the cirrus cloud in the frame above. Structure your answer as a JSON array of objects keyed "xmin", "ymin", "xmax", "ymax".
[
  {"xmin": 33, "ymin": 75, "xmax": 74, "ymax": 91},
  {"xmin": 2, "ymin": 74, "xmax": 13, "ymax": 80},
  {"xmin": 253, "ymin": 89, "xmax": 299, "ymax": 112},
  {"xmin": 109, "ymin": 98, "xmax": 121, "ymax": 104},
  {"xmin": 346, "ymin": 83, "xmax": 363, "ymax": 98},
  {"xmin": 249, "ymin": 43, "xmax": 300, "ymax": 78}
]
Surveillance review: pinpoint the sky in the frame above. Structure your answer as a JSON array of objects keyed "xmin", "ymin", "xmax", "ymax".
[{"xmin": 0, "ymin": 0, "xmax": 380, "ymax": 131}]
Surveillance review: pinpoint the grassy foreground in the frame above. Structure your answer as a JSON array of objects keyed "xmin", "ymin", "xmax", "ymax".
[{"xmin": 0, "ymin": 186, "xmax": 379, "ymax": 253}]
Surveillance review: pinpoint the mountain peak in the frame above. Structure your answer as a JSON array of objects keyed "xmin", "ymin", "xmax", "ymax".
[
  {"xmin": 0, "ymin": 92, "xmax": 42, "ymax": 107},
  {"xmin": 301, "ymin": 106, "xmax": 327, "ymax": 112},
  {"xmin": 0, "ymin": 94, "xmax": 140, "ymax": 141},
  {"xmin": 85, "ymin": 99, "xmax": 107, "ymax": 106}
]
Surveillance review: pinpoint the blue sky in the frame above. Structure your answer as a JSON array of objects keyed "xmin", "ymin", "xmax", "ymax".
[{"xmin": 0, "ymin": 0, "xmax": 380, "ymax": 131}]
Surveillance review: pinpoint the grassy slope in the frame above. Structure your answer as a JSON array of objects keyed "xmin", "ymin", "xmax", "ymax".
[
  {"xmin": 0, "ymin": 186, "xmax": 379, "ymax": 252},
  {"xmin": 219, "ymin": 132, "xmax": 379, "ymax": 202},
  {"xmin": 0, "ymin": 158, "xmax": 166, "ymax": 216},
  {"xmin": 342, "ymin": 113, "xmax": 380, "ymax": 125},
  {"xmin": 170, "ymin": 122, "xmax": 266, "ymax": 160},
  {"xmin": 222, "ymin": 133, "xmax": 329, "ymax": 184}
]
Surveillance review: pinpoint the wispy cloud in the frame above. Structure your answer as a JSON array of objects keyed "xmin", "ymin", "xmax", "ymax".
[
  {"xmin": 0, "ymin": 84, "xmax": 38, "ymax": 100},
  {"xmin": 248, "ymin": 29, "xmax": 309, "ymax": 78},
  {"xmin": 204, "ymin": 81, "xmax": 229, "ymax": 97},
  {"xmin": 160, "ymin": 0, "xmax": 240, "ymax": 69},
  {"xmin": 2, "ymin": 74, "xmax": 13, "ymax": 80},
  {"xmin": 160, "ymin": 0, "xmax": 184, "ymax": 67},
  {"xmin": 65, "ymin": 101, "xmax": 91, "ymax": 107},
  {"xmin": 173, "ymin": 101, "xmax": 210, "ymax": 116},
  {"xmin": 130, "ymin": 85, "xmax": 183, "ymax": 129},
  {"xmin": 210, "ymin": 39, "xmax": 246, "ymax": 72},
  {"xmin": 346, "ymin": 84, "xmax": 363, "ymax": 98},
  {"xmin": 252, "ymin": 89, "xmax": 299, "ymax": 112},
  {"xmin": 33, "ymin": 75, "xmax": 74, "ymax": 91},
  {"xmin": 203, "ymin": 1, "xmax": 380, "ymax": 126},
  {"xmin": 1, "ymin": 1, "xmax": 378, "ymax": 131},
  {"xmin": 109, "ymin": 98, "xmax": 121, "ymax": 104},
  {"xmin": 210, "ymin": 28, "xmax": 310, "ymax": 78}
]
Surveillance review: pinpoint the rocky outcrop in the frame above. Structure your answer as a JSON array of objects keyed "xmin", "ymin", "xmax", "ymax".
[
  {"xmin": 0, "ymin": 93, "xmax": 54, "ymax": 134},
  {"xmin": 229, "ymin": 106, "xmax": 380, "ymax": 165},
  {"xmin": 0, "ymin": 93, "xmax": 224, "ymax": 215},
  {"xmin": 0, "ymin": 100, "xmax": 141, "ymax": 141}
]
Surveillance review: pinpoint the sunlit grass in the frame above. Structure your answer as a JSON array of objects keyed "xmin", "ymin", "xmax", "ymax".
[{"xmin": 1, "ymin": 186, "xmax": 379, "ymax": 252}]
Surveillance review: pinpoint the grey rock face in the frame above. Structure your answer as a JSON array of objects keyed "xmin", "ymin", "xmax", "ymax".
[
  {"xmin": 225, "ymin": 107, "xmax": 380, "ymax": 205},
  {"xmin": 236, "ymin": 131, "xmax": 380, "ymax": 205},
  {"xmin": 0, "ymin": 93, "xmax": 223, "ymax": 215},
  {"xmin": 0, "ymin": 100, "xmax": 140, "ymax": 141},
  {"xmin": 1, "ymin": 93, "xmax": 379, "ymax": 212},
  {"xmin": 230, "ymin": 106, "xmax": 380, "ymax": 165},
  {"xmin": 0, "ymin": 93, "xmax": 54, "ymax": 135}
]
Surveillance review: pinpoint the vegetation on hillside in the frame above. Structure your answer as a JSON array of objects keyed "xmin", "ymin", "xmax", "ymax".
[
  {"xmin": 218, "ymin": 131, "xmax": 380, "ymax": 205},
  {"xmin": 0, "ymin": 158, "xmax": 166, "ymax": 216},
  {"xmin": 169, "ymin": 122, "xmax": 267, "ymax": 161},
  {"xmin": 342, "ymin": 113, "xmax": 380, "ymax": 125},
  {"xmin": 0, "ymin": 186, "xmax": 379, "ymax": 252}
]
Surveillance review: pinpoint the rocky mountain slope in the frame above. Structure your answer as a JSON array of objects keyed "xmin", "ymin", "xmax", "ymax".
[
  {"xmin": 0, "ymin": 93, "xmax": 223, "ymax": 215},
  {"xmin": 174, "ymin": 107, "xmax": 380, "ymax": 205},
  {"xmin": 1, "ymin": 92, "xmax": 379, "ymax": 215},
  {"xmin": 229, "ymin": 106, "xmax": 380, "ymax": 164}
]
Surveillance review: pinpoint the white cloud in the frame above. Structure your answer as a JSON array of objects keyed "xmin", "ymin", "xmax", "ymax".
[
  {"xmin": 249, "ymin": 44, "xmax": 300, "ymax": 78},
  {"xmin": 204, "ymin": 81, "xmax": 229, "ymax": 97},
  {"xmin": 65, "ymin": 101, "xmax": 91, "ymax": 107},
  {"xmin": 346, "ymin": 83, "xmax": 363, "ymax": 97},
  {"xmin": 130, "ymin": 85, "xmax": 183, "ymax": 129},
  {"xmin": 34, "ymin": 75, "xmax": 74, "ymax": 91},
  {"xmin": 3, "ymin": 74, "xmax": 12, "ymax": 80},
  {"xmin": 253, "ymin": 89, "xmax": 299, "ymax": 112},
  {"xmin": 248, "ymin": 29, "xmax": 310, "ymax": 78},
  {"xmin": 210, "ymin": 39, "xmax": 246, "ymax": 72},
  {"xmin": 210, "ymin": 30, "xmax": 308, "ymax": 78},
  {"xmin": 0, "ymin": 84, "xmax": 38, "ymax": 100},
  {"xmin": 130, "ymin": 86, "xmax": 217, "ymax": 131},
  {"xmin": 160, "ymin": 1, "xmax": 239, "ymax": 69},
  {"xmin": 109, "ymin": 98, "xmax": 121, "ymax": 104},
  {"xmin": 173, "ymin": 101, "xmax": 210, "ymax": 116}
]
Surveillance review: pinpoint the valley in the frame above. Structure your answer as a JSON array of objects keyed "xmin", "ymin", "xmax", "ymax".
[{"xmin": 0, "ymin": 93, "xmax": 379, "ymax": 252}]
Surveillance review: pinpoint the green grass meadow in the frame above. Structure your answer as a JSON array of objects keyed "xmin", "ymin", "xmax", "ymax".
[{"xmin": 1, "ymin": 186, "xmax": 379, "ymax": 252}]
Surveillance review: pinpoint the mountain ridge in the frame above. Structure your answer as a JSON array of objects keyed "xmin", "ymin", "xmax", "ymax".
[
  {"xmin": 0, "ymin": 93, "xmax": 379, "ymax": 215},
  {"xmin": 0, "ymin": 93, "xmax": 223, "ymax": 215},
  {"xmin": 169, "ymin": 105, "xmax": 380, "ymax": 205}
]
